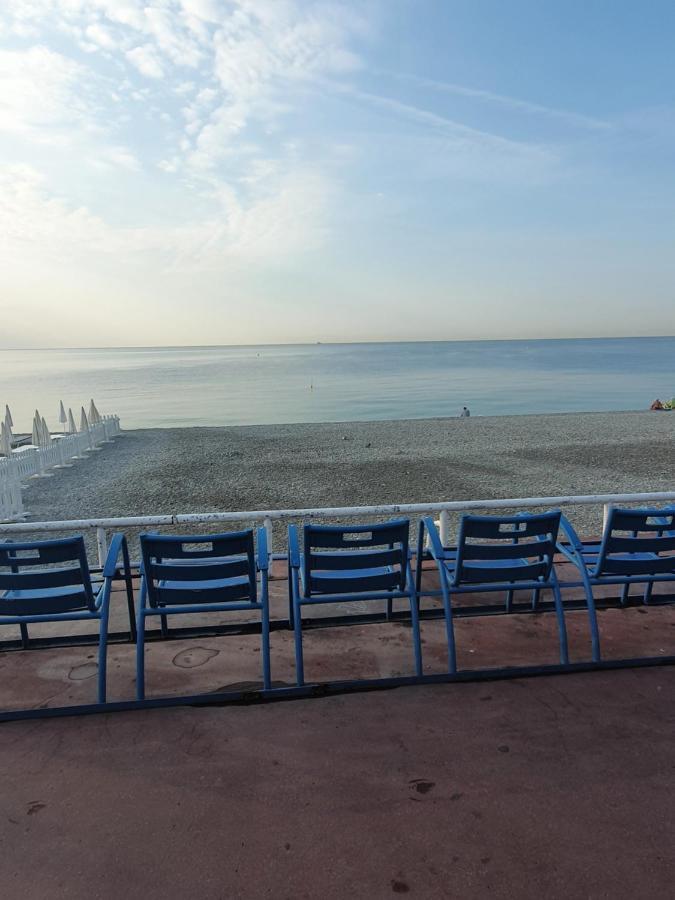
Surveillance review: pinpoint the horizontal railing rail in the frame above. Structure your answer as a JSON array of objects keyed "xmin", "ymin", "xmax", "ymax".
[{"xmin": 0, "ymin": 490, "xmax": 673, "ymax": 566}]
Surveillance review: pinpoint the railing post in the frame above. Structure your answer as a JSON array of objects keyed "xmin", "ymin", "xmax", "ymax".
[
  {"xmin": 33, "ymin": 447, "xmax": 47, "ymax": 478},
  {"xmin": 263, "ymin": 516, "xmax": 273, "ymax": 559},
  {"xmin": 96, "ymin": 527, "xmax": 108, "ymax": 567},
  {"xmin": 440, "ymin": 509, "xmax": 450, "ymax": 547},
  {"xmin": 602, "ymin": 503, "xmax": 610, "ymax": 533}
]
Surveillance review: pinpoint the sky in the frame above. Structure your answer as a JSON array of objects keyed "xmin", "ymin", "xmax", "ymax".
[{"xmin": 1, "ymin": 0, "xmax": 674, "ymax": 347}]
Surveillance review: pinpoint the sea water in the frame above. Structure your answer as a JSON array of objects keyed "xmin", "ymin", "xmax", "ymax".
[{"xmin": 0, "ymin": 337, "xmax": 672, "ymax": 430}]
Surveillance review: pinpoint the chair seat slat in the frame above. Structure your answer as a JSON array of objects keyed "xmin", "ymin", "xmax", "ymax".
[
  {"xmin": 0, "ymin": 587, "xmax": 91, "ymax": 615},
  {"xmin": 461, "ymin": 540, "xmax": 555, "ymax": 561},
  {"xmin": 605, "ymin": 535, "xmax": 675, "ymax": 554},
  {"xmin": 308, "ymin": 567, "xmax": 401, "ymax": 595},
  {"xmin": 0, "ymin": 566, "xmax": 87, "ymax": 592},
  {"xmin": 154, "ymin": 575, "xmax": 252, "ymax": 606},
  {"xmin": 150, "ymin": 557, "xmax": 251, "ymax": 582},
  {"xmin": 308, "ymin": 548, "xmax": 403, "ymax": 570},
  {"xmin": 599, "ymin": 555, "xmax": 675, "ymax": 576},
  {"xmin": 458, "ymin": 560, "xmax": 549, "ymax": 584}
]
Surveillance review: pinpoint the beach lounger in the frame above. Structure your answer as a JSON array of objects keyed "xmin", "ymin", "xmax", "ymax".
[
  {"xmin": 557, "ymin": 506, "xmax": 675, "ymax": 661},
  {"xmin": 418, "ymin": 511, "xmax": 569, "ymax": 672},
  {"xmin": 137, "ymin": 529, "xmax": 271, "ymax": 698},
  {"xmin": 287, "ymin": 519, "xmax": 422, "ymax": 685},
  {"xmin": 0, "ymin": 533, "xmax": 134, "ymax": 703}
]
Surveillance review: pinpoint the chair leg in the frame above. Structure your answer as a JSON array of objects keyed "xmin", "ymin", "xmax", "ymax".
[
  {"xmin": 124, "ymin": 574, "xmax": 136, "ymax": 643},
  {"xmin": 19, "ymin": 622, "xmax": 29, "ymax": 650},
  {"xmin": 415, "ymin": 554, "xmax": 425, "ymax": 598},
  {"xmin": 160, "ymin": 613, "xmax": 169, "ymax": 638},
  {"xmin": 439, "ymin": 568, "xmax": 457, "ymax": 674},
  {"xmin": 293, "ymin": 599, "xmax": 305, "ymax": 686},
  {"xmin": 409, "ymin": 590, "xmax": 423, "ymax": 677},
  {"xmin": 643, "ymin": 580, "xmax": 654, "ymax": 605},
  {"xmin": 385, "ymin": 594, "xmax": 393, "ymax": 620},
  {"xmin": 578, "ymin": 567, "xmax": 601, "ymax": 663},
  {"xmin": 97, "ymin": 602, "xmax": 111, "ymax": 704},
  {"xmin": 620, "ymin": 582, "xmax": 630, "ymax": 606},
  {"xmin": 287, "ymin": 562, "xmax": 295, "ymax": 630},
  {"xmin": 551, "ymin": 578, "xmax": 569, "ymax": 666},
  {"xmin": 506, "ymin": 587, "xmax": 514, "ymax": 613},
  {"xmin": 136, "ymin": 611, "xmax": 146, "ymax": 700},
  {"xmin": 531, "ymin": 588, "xmax": 541, "ymax": 611},
  {"xmin": 261, "ymin": 597, "xmax": 271, "ymax": 690}
]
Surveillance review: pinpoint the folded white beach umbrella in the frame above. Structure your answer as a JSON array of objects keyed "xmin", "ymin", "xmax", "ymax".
[
  {"xmin": 0, "ymin": 421, "xmax": 11, "ymax": 457},
  {"xmin": 80, "ymin": 407, "xmax": 90, "ymax": 432},
  {"xmin": 67, "ymin": 407, "xmax": 77, "ymax": 434},
  {"xmin": 41, "ymin": 416, "xmax": 52, "ymax": 446},
  {"xmin": 4, "ymin": 405, "xmax": 12, "ymax": 431},
  {"xmin": 31, "ymin": 414, "xmax": 41, "ymax": 447},
  {"xmin": 88, "ymin": 399, "xmax": 102, "ymax": 425},
  {"xmin": 58, "ymin": 400, "xmax": 67, "ymax": 432}
]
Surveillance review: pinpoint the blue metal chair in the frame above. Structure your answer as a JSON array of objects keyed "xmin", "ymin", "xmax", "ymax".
[
  {"xmin": 558, "ymin": 506, "xmax": 675, "ymax": 662},
  {"xmin": 0, "ymin": 533, "xmax": 133, "ymax": 703},
  {"xmin": 288, "ymin": 519, "xmax": 422, "ymax": 686},
  {"xmin": 137, "ymin": 529, "xmax": 271, "ymax": 699},
  {"xmin": 418, "ymin": 510, "xmax": 569, "ymax": 672}
]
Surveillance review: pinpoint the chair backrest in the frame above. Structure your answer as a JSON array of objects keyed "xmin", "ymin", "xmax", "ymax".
[
  {"xmin": 140, "ymin": 530, "xmax": 257, "ymax": 607},
  {"xmin": 595, "ymin": 507, "xmax": 675, "ymax": 577},
  {"xmin": 302, "ymin": 519, "xmax": 410, "ymax": 597},
  {"xmin": 0, "ymin": 536, "xmax": 95, "ymax": 615},
  {"xmin": 454, "ymin": 510, "xmax": 561, "ymax": 586}
]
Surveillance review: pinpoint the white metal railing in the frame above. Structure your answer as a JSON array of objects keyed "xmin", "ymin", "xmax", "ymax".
[
  {"xmin": 0, "ymin": 416, "xmax": 121, "ymax": 522},
  {"xmin": 0, "ymin": 489, "xmax": 672, "ymax": 566}
]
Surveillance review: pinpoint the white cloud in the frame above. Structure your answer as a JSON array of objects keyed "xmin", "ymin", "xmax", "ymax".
[
  {"xmin": 84, "ymin": 23, "xmax": 118, "ymax": 51},
  {"xmin": 0, "ymin": 162, "xmax": 333, "ymax": 269},
  {"xmin": 0, "ymin": 45, "xmax": 88, "ymax": 140},
  {"xmin": 126, "ymin": 43, "xmax": 165, "ymax": 79}
]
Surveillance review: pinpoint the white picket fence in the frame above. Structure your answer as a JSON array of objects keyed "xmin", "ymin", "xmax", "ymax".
[{"xmin": 0, "ymin": 416, "xmax": 121, "ymax": 522}]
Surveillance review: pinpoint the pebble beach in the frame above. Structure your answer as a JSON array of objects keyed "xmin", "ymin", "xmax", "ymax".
[{"xmin": 17, "ymin": 410, "xmax": 674, "ymax": 544}]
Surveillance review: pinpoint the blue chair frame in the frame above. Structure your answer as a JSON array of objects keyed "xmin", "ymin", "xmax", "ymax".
[
  {"xmin": 418, "ymin": 510, "xmax": 569, "ymax": 672},
  {"xmin": 0, "ymin": 533, "xmax": 133, "ymax": 703},
  {"xmin": 558, "ymin": 506, "xmax": 675, "ymax": 662},
  {"xmin": 288, "ymin": 519, "xmax": 422, "ymax": 686},
  {"xmin": 137, "ymin": 528, "xmax": 271, "ymax": 699}
]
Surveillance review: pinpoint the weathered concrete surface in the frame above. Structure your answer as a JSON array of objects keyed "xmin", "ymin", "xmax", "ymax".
[{"xmin": 1, "ymin": 668, "xmax": 674, "ymax": 899}]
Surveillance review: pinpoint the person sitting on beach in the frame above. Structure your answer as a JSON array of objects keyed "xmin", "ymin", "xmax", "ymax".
[
  {"xmin": 460, "ymin": 406, "xmax": 471, "ymax": 418},
  {"xmin": 650, "ymin": 399, "xmax": 664, "ymax": 410}
]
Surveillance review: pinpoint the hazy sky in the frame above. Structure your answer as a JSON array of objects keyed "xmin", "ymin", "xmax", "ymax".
[{"xmin": 1, "ymin": 0, "xmax": 674, "ymax": 347}]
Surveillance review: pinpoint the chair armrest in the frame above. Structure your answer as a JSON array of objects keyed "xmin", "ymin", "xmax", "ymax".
[
  {"xmin": 102, "ymin": 532, "xmax": 131, "ymax": 579},
  {"xmin": 557, "ymin": 515, "xmax": 585, "ymax": 557},
  {"xmin": 421, "ymin": 516, "xmax": 445, "ymax": 561},
  {"xmin": 257, "ymin": 526, "xmax": 269, "ymax": 571},
  {"xmin": 288, "ymin": 524, "xmax": 301, "ymax": 569}
]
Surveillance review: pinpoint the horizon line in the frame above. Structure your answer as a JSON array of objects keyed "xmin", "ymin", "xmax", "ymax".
[{"xmin": 1, "ymin": 334, "xmax": 673, "ymax": 352}]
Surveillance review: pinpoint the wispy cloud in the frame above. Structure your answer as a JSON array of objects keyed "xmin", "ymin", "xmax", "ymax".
[
  {"xmin": 330, "ymin": 82, "xmax": 550, "ymax": 155},
  {"xmin": 392, "ymin": 71, "xmax": 612, "ymax": 131},
  {"xmin": 0, "ymin": 1, "xmax": 364, "ymax": 267}
]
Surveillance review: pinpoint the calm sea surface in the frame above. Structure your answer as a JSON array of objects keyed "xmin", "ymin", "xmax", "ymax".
[{"xmin": 0, "ymin": 338, "xmax": 672, "ymax": 431}]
